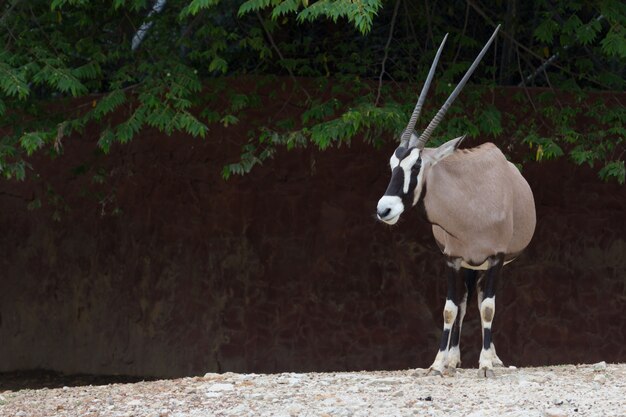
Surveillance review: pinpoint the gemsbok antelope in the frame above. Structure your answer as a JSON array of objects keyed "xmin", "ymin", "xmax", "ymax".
[{"xmin": 375, "ymin": 25, "xmax": 536, "ymax": 378}]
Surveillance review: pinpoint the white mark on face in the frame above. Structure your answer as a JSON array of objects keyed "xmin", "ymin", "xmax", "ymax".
[
  {"xmin": 399, "ymin": 148, "xmax": 420, "ymax": 194},
  {"xmin": 389, "ymin": 154, "xmax": 400, "ymax": 170}
]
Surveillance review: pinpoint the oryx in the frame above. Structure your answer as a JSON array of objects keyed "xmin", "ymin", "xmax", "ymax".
[{"xmin": 375, "ymin": 25, "xmax": 536, "ymax": 377}]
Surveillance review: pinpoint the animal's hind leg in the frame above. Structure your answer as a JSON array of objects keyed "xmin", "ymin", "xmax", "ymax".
[
  {"xmin": 476, "ymin": 273, "xmax": 504, "ymax": 368},
  {"xmin": 447, "ymin": 268, "xmax": 477, "ymax": 369},
  {"xmin": 477, "ymin": 254, "xmax": 504, "ymax": 378},
  {"xmin": 428, "ymin": 258, "xmax": 466, "ymax": 376}
]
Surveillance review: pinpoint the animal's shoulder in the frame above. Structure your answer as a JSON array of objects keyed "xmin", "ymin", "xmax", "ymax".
[{"xmin": 446, "ymin": 142, "xmax": 505, "ymax": 163}]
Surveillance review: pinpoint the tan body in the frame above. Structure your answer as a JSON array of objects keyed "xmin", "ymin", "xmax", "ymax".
[{"xmin": 421, "ymin": 143, "xmax": 535, "ymax": 268}]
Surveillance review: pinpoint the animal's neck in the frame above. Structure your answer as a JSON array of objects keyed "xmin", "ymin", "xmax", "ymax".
[{"xmin": 420, "ymin": 158, "xmax": 466, "ymax": 237}]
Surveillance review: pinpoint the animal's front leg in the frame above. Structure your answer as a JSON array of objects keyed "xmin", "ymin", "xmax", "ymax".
[
  {"xmin": 428, "ymin": 258, "xmax": 465, "ymax": 376},
  {"xmin": 447, "ymin": 269, "xmax": 477, "ymax": 369},
  {"xmin": 477, "ymin": 254, "xmax": 504, "ymax": 378}
]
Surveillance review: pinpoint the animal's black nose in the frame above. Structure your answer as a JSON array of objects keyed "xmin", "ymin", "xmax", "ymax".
[{"xmin": 378, "ymin": 208, "xmax": 391, "ymax": 218}]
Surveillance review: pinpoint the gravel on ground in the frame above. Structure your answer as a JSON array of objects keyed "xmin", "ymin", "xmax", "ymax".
[{"xmin": 1, "ymin": 363, "xmax": 624, "ymax": 417}]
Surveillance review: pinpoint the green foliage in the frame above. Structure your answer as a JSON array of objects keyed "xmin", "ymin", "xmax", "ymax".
[
  {"xmin": 238, "ymin": 0, "xmax": 381, "ymax": 34},
  {"xmin": 601, "ymin": 26, "xmax": 626, "ymax": 58},
  {"xmin": 180, "ymin": 0, "xmax": 221, "ymax": 17},
  {"xmin": 477, "ymin": 106, "xmax": 503, "ymax": 138},
  {"xmin": 599, "ymin": 161, "xmax": 625, "ymax": 184},
  {"xmin": 534, "ymin": 17, "xmax": 559, "ymax": 44},
  {"xmin": 19, "ymin": 132, "xmax": 47, "ymax": 156},
  {"xmin": 523, "ymin": 133, "xmax": 565, "ymax": 161},
  {"xmin": 0, "ymin": 0, "xmax": 624, "ymax": 190}
]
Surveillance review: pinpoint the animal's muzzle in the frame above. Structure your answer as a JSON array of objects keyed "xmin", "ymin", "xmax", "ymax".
[
  {"xmin": 376, "ymin": 196, "xmax": 404, "ymax": 224},
  {"xmin": 377, "ymin": 207, "xmax": 391, "ymax": 219}
]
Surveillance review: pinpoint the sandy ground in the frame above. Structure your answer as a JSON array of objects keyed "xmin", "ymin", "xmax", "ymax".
[{"xmin": 1, "ymin": 363, "xmax": 624, "ymax": 417}]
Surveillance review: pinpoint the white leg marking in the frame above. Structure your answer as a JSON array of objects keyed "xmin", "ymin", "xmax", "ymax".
[
  {"xmin": 447, "ymin": 346, "xmax": 461, "ymax": 369},
  {"xmin": 448, "ymin": 297, "xmax": 467, "ymax": 368},
  {"xmin": 429, "ymin": 299, "xmax": 459, "ymax": 375},
  {"xmin": 480, "ymin": 296, "xmax": 495, "ymax": 329},
  {"xmin": 491, "ymin": 343, "xmax": 504, "ymax": 367},
  {"xmin": 479, "ymin": 296, "xmax": 497, "ymax": 373},
  {"xmin": 479, "ymin": 347, "xmax": 498, "ymax": 371},
  {"xmin": 443, "ymin": 299, "xmax": 458, "ymax": 330},
  {"xmin": 429, "ymin": 350, "xmax": 448, "ymax": 374}
]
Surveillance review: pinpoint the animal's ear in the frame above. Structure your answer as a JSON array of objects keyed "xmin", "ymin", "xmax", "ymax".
[{"xmin": 426, "ymin": 135, "xmax": 466, "ymax": 165}]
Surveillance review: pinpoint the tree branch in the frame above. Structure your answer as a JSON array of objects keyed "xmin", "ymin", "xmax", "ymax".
[
  {"xmin": 402, "ymin": 0, "xmax": 422, "ymax": 55},
  {"xmin": 466, "ymin": 0, "xmax": 613, "ymax": 90},
  {"xmin": 515, "ymin": 46, "xmax": 537, "ymax": 113},
  {"xmin": 0, "ymin": 0, "xmax": 22, "ymax": 27},
  {"xmin": 375, "ymin": 0, "xmax": 401, "ymax": 106},
  {"xmin": 256, "ymin": 11, "xmax": 311, "ymax": 103},
  {"xmin": 131, "ymin": 0, "xmax": 167, "ymax": 51},
  {"xmin": 520, "ymin": 14, "xmax": 605, "ymax": 87},
  {"xmin": 452, "ymin": 2, "xmax": 470, "ymax": 67},
  {"xmin": 423, "ymin": 0, "xmax": 435, "ymax": 49}
]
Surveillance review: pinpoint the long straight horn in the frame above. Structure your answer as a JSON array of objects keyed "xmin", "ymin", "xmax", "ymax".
[
  {"xmin": 400, "ymin": 33, "xmax": 448, "ymax": 148},
  {"xmin": 415, "ymin": 24, "xmax": 501, "ymax": 149}
]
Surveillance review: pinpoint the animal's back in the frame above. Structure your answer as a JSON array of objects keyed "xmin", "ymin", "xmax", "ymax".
[{"xmin": 426, "ymin": 142, "xmax": 536, "ymax": 265}]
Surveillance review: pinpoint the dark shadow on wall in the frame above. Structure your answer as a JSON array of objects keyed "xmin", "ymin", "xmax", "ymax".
[
  {"xmin": 0, "ymin": 370, "xmax": 156, "ymax": 391},
  {"xmin": 0, "ymin": 89, "xmax": 625, "ymax": 378}
]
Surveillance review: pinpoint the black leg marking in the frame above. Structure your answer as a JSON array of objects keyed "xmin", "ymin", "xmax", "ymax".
[
  {"xmin": 449, "ymin": 269, "xmax": 477, "ymax": 350},
  {"xmin": 437, "ymin": 259, "xmax": 465, "ymax": 351},
  {"xmin": 483, "ymin": 328, "xmax": 492, "ymax": 350},
  {"xmin": 439, "ymin": 329, "xmax": 451, "ymax": 351},
  {"xmin": 430, "ymin": 258, "xmax": 468, "ymax": 374},
  {"xmin": 480, "ymin": 254, "xmax": 503, "ymax": 352},
  {"xmin": 465, "ymin": 269, "xmax": 477, "ymax": 302},
  {"xmin": 477, "ymin": 253, "xmax": 505, "ymax": 377}
]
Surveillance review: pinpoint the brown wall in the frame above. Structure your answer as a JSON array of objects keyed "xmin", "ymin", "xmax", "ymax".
[{"xmin": 1, "ymin": 122, "xmax": 624, "ymax": 378}]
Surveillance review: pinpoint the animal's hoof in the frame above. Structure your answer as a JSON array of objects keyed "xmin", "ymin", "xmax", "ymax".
[
  {"xmin": 443, "ymin": 367, "xmax": 457, "ymax": 376},
  {"xmin": 478, "ymin": 368, "xmax": 496, "ymax": 378},
  {"xmin": 427, "ymin": 368, "xmax": 444, "ymax": 377}
]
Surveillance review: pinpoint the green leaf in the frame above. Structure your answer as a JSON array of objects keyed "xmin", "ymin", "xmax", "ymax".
[
  {"xmin": 98, "ymin": 128, "xmax": 115, "ymax": 153},
  {"xmin": 576, "ymin": 18, "xmax": 601, "ymax": 45},
  {"xmin": 570, "ymin": 146, "xmax": 596, "ymax": 167},
  {"xmin": 601, "ymin": 27, "xmax": 626, "ymax": 58},
  {"xmin": 477, "ymin": 106, "xmax": 503, "ymax": 136},
  {"xmin": 534, "ymin": 17, "xmax": 559, "ymax": 43},
  {"xmin": 271, "ymin": 0, "xmax": 300, "ymax": 19},
  {"xmin": 180, "ymin": 0, "xmax": 221, "ymax": 17},
  {"xmin": 19, "ymin": 132, "xmax": 46, "ymax": 156},
  {"xmin": 177, "ymin": 111, "xmax": 208, "ymax": 138},
  {"xmin": 93, "ymin": 90, "xmax": 126, "ymax": 120},
  {"xmin": 208, "ymin": 57, "xmax": 228, "ymax": 74},
  {"xmin": 238, "ymin": 0, "xmax": 272, "ymax": 17},
  {"xmin": 0, "ymin": 64, "xmax": 29, "ymax": 99},
  {"xmin": 220, "ymin": 114, "xmax": 239, "ymax": 127},
  {"xmin": 562, "ymin": 14, "xmax": 583, "ymax": 36},
  {"xmin": 598, "ymin": 160, "xmax": 625, "ymax": 184}
]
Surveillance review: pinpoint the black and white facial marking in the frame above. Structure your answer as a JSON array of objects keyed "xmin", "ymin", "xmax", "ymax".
[{"xmin": 376, "ymin": 146, "xmax": 426, "ymax": 225}]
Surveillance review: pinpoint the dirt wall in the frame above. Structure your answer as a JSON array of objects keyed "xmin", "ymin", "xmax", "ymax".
[{"xmin": 0, "ymin": 112, "xmax": 624, "ymax": 378}]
